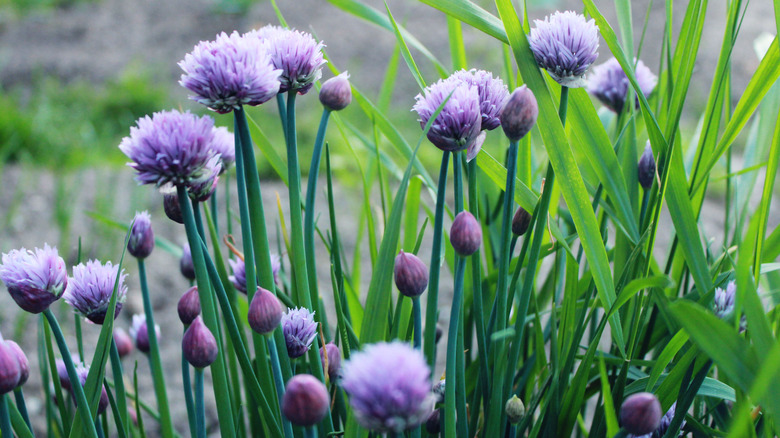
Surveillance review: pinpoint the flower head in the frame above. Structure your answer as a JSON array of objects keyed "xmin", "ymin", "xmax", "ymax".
[
  {"xmin": 628, "ymin": 402, "xmax": 685, "ymax": 438},
  {"xmin": 0, "ymin": 336, "xmax": 21, "ymax": 394},
  {"xmin": 211, "ymin": 126, "xmax": 235, "ymax": 172},
  {"xmin": 638, "ymin": 141, "xmax": 656, "ymax": 190},
  {"xmin": 319, "ymin": 72, "xmax": 352, "ymax": 111},
  {"xmin": 163, "ymin": 192, "xmax": 184, "ymax": 224},
  {"xmin": 250, "ymin": 26, "xmax": 326, "ymax": 95},
  {"xmin": 186, "ymin": 157, "xmax": 220, "ymax": 202},
  {"xmin": 248, "ymin": 287, "xmax": 283, "ymax": 335},
  {"xmin": 319, "ymin": 342, "xmax": 341, "ymax": 381},
  {"xmin": 512, "ymin": 207, "xmax": 532, "ymax": 236},
  {"xmin": 341, "ymin": 341, "xmax": 435, "ymax": 433},
  {"xmin": 620, "ymin": 392, "xmax": 662, "ymax": 436},
  {"xmin": 229, "ymin": 254, "xmax": 281, "ymax": 293},
  {"xmin": 129, "ymin": 314, "xmax": 160, "ymax": 354},
  {"xmin": 178, "ymin": 286, "xmax": 201, "ymax": 325},
  {"xmin": 113, "ymin": 328, "xmax": 133, "ymax": 358},
  {"xmin": 451, "ymin": 69, "xmax": 509, "ymax": 131},
  {"xmin": 180, "ymin": 243, "xmax": 195, "ymax": 280},
  {"xmin": 588, "ymin": 57, "xmax": 657, "ymax": 113},
  {"xmin": 282, "ymin": 374, "xmax": 330, "ymax": 426},
  {"xmin": 128, "ymin": 211, "xmax": 155, "ymax": 259},
  {"xmin": 529, "ymin": 11, "xmax": 599, "ymax": 87},
  {"xmin": 714, "ymin": 281, "xmax": 737, "ymax": 319},
  {"xmin": 413, "ymin": 76, "xmax": 484, "ymax": 160},
  {"xmin": 394, "ymin": 251, "xmax": 429, "ymax": 298},
  {"xmin": 450, "ymin": 211, "xmax": 482, "ymax": 256},
  {"xmin": 182, "ymin": 316, "xmax": 218, "ymax": 368},
  {"xmin": 281, "ymin": 307, "xmax": 318, "ymax": 359},
  {"xmin": 119, "ymin": 110, "xmax": 222, "ymax": 189},
  {"xmin": 179, "ymin": 31, "xmax": 281, "ymax": 113},
  {"xmin": 500, "ymin": 86, "xmax": 538, "ymax": 141},
  {"xmin": 0, "ymin": 244, "xmax": 67, "ymax": 313},
  {"xmin": 64, "ymin": 260, "xmax": 127, "ymax": 324}
]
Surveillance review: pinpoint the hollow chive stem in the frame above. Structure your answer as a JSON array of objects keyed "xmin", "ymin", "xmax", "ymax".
[
  {"xmin": 0, "ymin": 395, "xmax": 11, "ymax": 438},
  {"xmin": 181, "ymin": 327, "xmax": 197, "ymax": 438},
  {"xmin": 277, "ymin": 93, "xmax": 288, "ymax": 144},
  {"xmin": 424, "ymin": 151, "xmax": 451, "ymax": 368},
  {"xmin": 43, "ymin": 309, "xmax": 98, "ymax": 438},
  {"xmin": 267, "ymin": 337, "xmax": 294, "ymax": 438},
  {"xmin": 136, "ymin": 258, "xmax": 174, "ymax": 438},
  {"xmin": 109, "ymin": 340, "xmax": 129, "ymax": 437},
  {"xmin": 195, "ymin": 369, "xmax": 205, "ymax": 438},
  {"xmin": 412, "ymin": 297, "xmax": 422, "ymax": 350}
]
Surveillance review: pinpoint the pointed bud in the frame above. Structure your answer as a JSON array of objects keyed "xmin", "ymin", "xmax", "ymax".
[
  {"xmin": 505, "ymin": 395, "xmax": 525, "ymax": 424},
  {"xmin": 163, "ymin": 192, "xmax": 184, "ymax": 224},
  {"xmin": 0, "ymin": 339, "xmax": 21, "ymax": 394},
  {"xmin": 248, "ymin": 287, "xmax": 283, "ymax": 335},
  {"xmin": 638, "ymin": 141, "xmax": 656, "ymax": 190},
  {"xmin": 128, "ymin": 211, "xmax": 155, "ymax": 259},
  {"xmin": 282, "ymin": 374, "xmax": 330, "ymax": 426},
  {"xmin": 620, "ymin": 392, "xmax": 662, "ymax": 435},
  {"xmin": 182, "ymin": 316, "xmax": 218, "ymax": 368},
  {"xmin": 113, "ymin": 328, "xmax": 134, "ymax": 358},
  {"xmin": 512, "ymin": 206, "xmax": 532, "ymax": 236},
  {"xmin": 319, "ymin": 72, "xmax": 352, "ymax": 111},
  {"xmin": 425, "ymin": 409, "xmax": 441, "ymax": 434},
  {"xmin": 393, "ymin": 251, "xmax": 429, "ymax": 298},
  {"xmin": 6, "ymin": 341, "xmax": 28, "ymax": 388},
  {"xmin": 450, "ymin": 211, "xmax": 482, "ymax": 256},
  {"xmin": 180, "ymin": 244, "xmax": 195, "ymax": 281},
  {"xmin": 319, "ymin": 342, "xmax": 341, "ymax": 381},
  {"xmin": 129, "ymin": 314, "xmax": 159, "ymax": 354},
  {"xmin": 178, "ymin": 286, "xmax": 201, "ymax": 325},
  {"xmin": 499, "ymin": 86, "xmax": 538, "ymax": 141}
]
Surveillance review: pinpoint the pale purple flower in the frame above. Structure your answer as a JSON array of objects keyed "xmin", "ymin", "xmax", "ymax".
[
  {"xmin": 128, "ymin": 211, "xmax": 155, "ymax": 259},
  {"xmin": 119, "ymin": 110, "xmax": 222, "ymax": 189},
  {"xmin": 211, "ymin": 126, "xmax": 235, "ymax": 173},
  {"xmin": 588, "ymin": 57, "xmax": 657, "ymax": 113},
  {"xmin": 629, "ymin": 402, "xmax": 685, "ymax": 438},
  {"xmin": 451, "ymin": 69, "xmax": 509, "ymax": 131},
  {"xmin": 528, "ymin": 11, "xmax": 599, "ymax": 88},
  {"xmin": 281, "ymin": 307, "xmax": 318, "ymax": 359},
  {"xmin": 63, "ymin": 260, "xmax": 127, "ymax": 325},
  {"xmin": 714, "ymin": 280, "xmax": 746, "ymax": 331},
  {"xmin": 179, "ymin": 31, "xmax": 281, "ymax": 113},
  {"xmin": 340, "ymin": 341, "xmax": 435, "ymax": 433},
  {"xmin": 250, "ymin": 26, "xmax": 326, "ymax": 95},
  {"xmin": 412, "ymin": 76, "xmax": 485, "ymax": 161},
  {"xmin": 229, "ymin": 254, "xmax": 281, "ymax": 293},
  {"xmin": 129, "ymin": 313, "xmax": 160, "ymax": 354},
  {"xmin": 0, "ymin": 244, "xmax": 67, "ymax": 313}
]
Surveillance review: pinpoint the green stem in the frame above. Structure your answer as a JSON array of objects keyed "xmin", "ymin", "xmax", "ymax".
[
  {"xmin": 14, "ymin": 388, "xmax": 31, "ymax": 432},
  {"xmin": 267, "ymin": 337, "xmax": 294, "ymax": 438},
  {"xmin": 0, "ymin": 395, "xmax": 11, "ymax": 438},
  {"xmin": 277, "ymin": 93, "xmax": 288, "ymax": 144},
  {"xmin": 43, "ymin": 309, "xmax": 98, "ymax": 438},
  {"xmin": 109, "ymin": 340, "xmax": 129, "ymax": 438},
  {"xmin": 181, "ymin": 328, "xmax": 197, "ymax": 438},
  {"xmin": 137, "ymin": 259, "xmax": 174, "ymax": 438},
  {"xmin": 210, "ymin": 188, "xmax": 219, "ymax": 237},
  {"xmin": 412, "ymin": 297, "xmax": 422, "ymax": 350},
  {"xmin": 195, "ymin": 369, "xmax": 205, "ymax": 438},
  {"xmin": 304, "ymin": 426, "xmax": 318, "ymax": 438}
]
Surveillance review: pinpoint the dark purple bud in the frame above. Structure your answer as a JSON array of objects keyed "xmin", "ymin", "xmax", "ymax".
[
  {"xmin": 248, "ymin": 287, "xmax": 283, "ymax": 335},
  {"xmin": 319, "ymin": 72, "xmax": 352, "ymax": 111},
  {"xmin": 512, "ymin": 207, "xmax": 532, "ymax": 236},
  {"xmin": 638, "ymin": 142, "xmax": 656, "ymax": 190},
  {"xmin": 505, "ymin": 395, "xmax": 525, "ymax": 424},
  {"xmin": 163, "ymin": 192, "xmax": 184, "ymax": 224},
  {"xmin": 425, "ymin": 409, "xmax": 441, "ymax": 434},
  {"xmin": 450, "ymin": 211, "xmax": 482, "ymax": 256},
  {"xmin": 319, "ymin": 342, "xmax": 341, "ymax": 381},
  {"xmin": 394, "ymin": 251, "xmax": 429, "ymax": 298},
  {"xmin": 180, "ymin": 244, "xmax": 196, "ymax": 281},
  {"xmin": 620, "ymin": 392, "xmax": 662, "ymax": 435},
  {"xmin": 282, "ymin": 374, "xmax": 330, "ymax": 427},
  {"xmin": 178, "ymin": 286, "xmax": 201, "ymax": 325},
  {"xmin": 182, "ymin": 316, "xmax": 218, "ymax": 369},
  {"xmin": 0, "ymin": 340, "xmax": 21, "ymax": 394},
  {"xmin": 499, "ymin": 86, "xmax": 538, "ymax": 141},
  {"xmin": 5, "ymin": 341, "xmax": 27, "ymax": 388},
  {"xmin": 129, "ymin": 314, "xmax": 159, "ymax": 354},
  {"xmin": 113, "ymin": 328, "xmax": 133, "ymax": 358},
  {"xmin": 128, "ymin": 211, "xmax": 155, "ymax": 259}
]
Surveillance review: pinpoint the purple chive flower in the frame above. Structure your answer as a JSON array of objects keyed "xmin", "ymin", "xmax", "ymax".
[
  {"xmin": 638, "ymin": 141, "xmax": 656, "ymax": 190},
  {"xmin": 281, "ymin": 307, "xmax": 318, "ymax": 359},
  {"xmin": 6, "ymin": 341, "xmax": 28, "ymax": 388},
  {"xmin": 119, "ymin": 110, "xmax": 222, "ymax": 190},
  {"xmin": 129, "ymin": 314, "xmax": 160, "ymax": 354},
  {"xmin": 319, "ymin": 342, "xmax": 341, "ymax": 381},
  {"xmin": 282, "ymin": 374, "xmax": 330, "ymax": 426},
  {"xmin": 186, "ymin": 158, "xmax": 221, "ymax": 202},
  {"xmin": 180, "ymin": 243, "xmax": 196, "ymax": 281},
  {"xmin": 182, "ymin": 316, "xmax": 218, "ymax": 369},
  {"xmin": 413, "ymin": 76, "xmax": 485, "ymax": 161},
  {"xmin": 229, "ymin": 255, "xmax": 281, "ymax": 293},
  {"xmin": 714, "ymin": 280, "xmax": 747, "ymax": 331},
  {"xmin": 248, "ymin": 287, "xmax": 283, "ymax": 335},
  {"xmin": 0, "ymin": 244, "xmax": 67, "ymax": 314},
  {"xmin": 528, "ymin": 11, "xmax": 600, "ymax": 88},
  {"xmin": 179, "ymin": 31, "xmax": 281, "ymax": 113},
  {"xmin": 450, "ymin": 211, "xmax": 482, "ymax": 256},
  {"xmin": 319, "ymin": 72, "xmax": 352, "ymax": 111},
  {"xmin": 163, "ymin": 191, "xmax": 184, "ymax": 224},
  {"xmin": 500, "ymin": 86, "xmax": 539, "ymax": 141},
  {"xmin": 128, "ymin": 211, "xmax": 155, "ymax": 259},
  {"xmin": 211, "ymin": 126, "xmax": 235, "ymax": 173},
  {"xmin": 178, "ymin": 286, "xmax": 201, "ymax": 325},
  {"xmin": 394, "ymin": 251, "xmax": 429, "ymax": 298},
  {"xmin": 0, "ymin": 336, "xmax": 21, "ymax": 394},
  {"xmin": 629, "ymin": 402, "xmax": 685, "ymax": 438},
  {"xmin": 341, "ymin": 341, "xmax": 435, "ymax": 433},
  {"xmin": 620, "ymin": 392, "xmax": 662, "ymax": 435},
  {"xmin": 451, "ymin": 69, "xmax": 509, "ymax": 131},
  {"xmin": 588, "ymin": 57, "xmax": 657, "ymax": 114},
  {"xmin": 64, "ymin": 260, "xmax": 127, "ymax": 324},
  {"xmin": 113, "ymin": 327, "xmax": 134, "ymax": 358},
  {"xmin": 250, "ymin": 25, "xmax": 326, "ymax": 95}
]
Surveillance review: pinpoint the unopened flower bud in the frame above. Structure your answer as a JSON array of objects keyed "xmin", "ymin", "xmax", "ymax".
[
  {"xmin": 499, "ymin": 86, "xmax": 538, "ymax": 141},
  {"xmin": 248, "ymin": 287, "xmax": 283, "ymax": 335},
  {"xmin": 180, "ymin": 244, "xmax": 195, "ymax": 281},
  {"xmin": 512, "ymin": 207, "xmax": 532, "ymax": 236},
  {"xmin": 182, "ymin": 316, "xmax": 218, "ymax": 368},
  {"xmin": 6, "ymin": 341, "xmax": 27, "ymax": 388},
  {"xmin": 319, "ymin": 342, "xmax": 341, "ymax": 381},
  {"xmin": 0, "ymin": 339, "xmax": 21, "ymax": 394},
  {"xmin": 394, "ymin": 251, "xmax": 429, "ymax": 298},
  {"xmin": 505, "ymin": 395, "xmax": 525, "ymax": 424},
  {"xmin": 425, "ymin": 409, "xmax": 441, "ymax": 434},
  {"xmin": 450, "ymin": 211, "xmax": 482, "ymax": 256},
  {"xmin": 113, "ymin": 328, "xmax": 133, "ymax": 358},
  {"xmin": 129, "ymin": 314, "xmax": 159, "ymax": 354},
  {"xmin": 638, "ymin": 141, "xmax": 656, "ymax": 190},
  {"xmin": 128, "ymin": 211, "xmax": 155, "ymax": 259},
  {"xmin": 163, "ymin": 192, "xmax": 184, "ymax": 224},
  {"xmin": 319, "ymin": 72, "xmax": 352, "ymax": 111},
  {"xmin": 620, "ymin": 392, "xmax": 662, "ymax": 435},
  {"xmin": 178, "ymin": 286, "xmax": 201, "ymax": 325},
  {"xmin": 282, "ymin": 374, "xmax": 330, "ymax": 426}
]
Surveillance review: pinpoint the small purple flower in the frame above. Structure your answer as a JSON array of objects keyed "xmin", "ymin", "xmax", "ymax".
[
  {"xmin": 629, "ymin": 402, "xmax": 685, "ymax": 438},
  {"xmin": 211, "ymin": 126, "xmax": 235, "ymax": 173},
  {"xmin": 182, "ymin": 316, "xmax": 218, "ymax": 368},
  {"xmin": 64, "ymin": 260, "xmax": 127, "ymax": 324},
  {"xmin": 413, "ymin": 76, "xmax": 484, "ymax": 161},
  {"xmin": 620, "ymin": 392, "xmax": 662, "ymax": 435},
  {"xmin": 451, "ymin": 69, "xmax": 509, "ymax": 131},
  {"xmin": 529, "ymin": 11, "xmax": 600, "ymax": 88},
  {"xmin": 319, "ymin": 72, "xmax": 352, "ymax": 111},
  {"xmin": 128, "ymin": 211, "xmax": 155, "ymax": 259},
  {"xmin": 340, "ymin": 341, "xmax": 435, "ymax": 433},
  {"xmin": 129, "ymin": 314, "xmax": 160, "ymax": 354},
  {"xmin": 0, "ymin": 335, "xmax": 21, "ymax": 394},
  {"xmin": 281, "ymin": 307, "xmax": 318, "ymax": 359},
  {"xmin": 178, "ymin": 286, "xmax": 201, "ymax": 325},
  {"xmin": 248, "ymin": 287, "xmax": 283, "ymax": 335},
  {"xmin": 0, "ymin": 244, "xmax": 67, "ymax": 314},
  {"xmin": 714, "ymin": 280, "xmax": 747, "ymax": 331},
  {"xmin": 179, "ymin": 31, "xmax": 281, "ymax": 113},
  {"xmin": 119, "ymin": 110, "xmax": 222, "ymax": 189},
  {"xmin": 250, "ymin": 26, "xmax": 326, "ymax": 95},
  {"xmin": 588, "ymin": 57, "xmax": 657, "ymax": 113},
  {"xmin": 394, "ymin": 251, "xmax": 429, "ymax": 298},
  {"xmin": 229, "ymin": 254, "xmax": 281, "ymax": 293},
  {"xmin": 282, "ymin": 374, "xmax": 330, "ymax": 426}
]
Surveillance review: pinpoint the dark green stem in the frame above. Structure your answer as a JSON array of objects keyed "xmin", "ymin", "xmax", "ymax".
[
  {"xmin": 14, "ymin": 388, "xmax": 31, "ymax": 432},
  {"xmin": 181, "ymin": 328, "xmax": 197, "ymax": 438},
  {"xmin": 267, "ymin": 337, "xmax": 294, "ymax": 438},
  {"xmin": 412, "ymin": 297, "xmax": 422, "ymax": 350},
  {"xmin": 277, "ymin": 93, "xmax": 288, "ymax": 144},
  {"xmin": 0, "ymin": 395, "xmax": 11, "ymax": 438},
  {"xmin": 109, "ymin": 340, "xmax": 129, "ymax": 437},
  {"xmin": 195, "ymin": 368, "xmax": 205, "ymax": 438}
]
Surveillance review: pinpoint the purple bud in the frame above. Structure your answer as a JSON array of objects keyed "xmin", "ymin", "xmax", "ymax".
[
  {"xmin": 282, "ymin": 374, "xmax": 330, "ymax": 426},
  {"xmin": 178, "ymin": 286, "xmax": 201, "ymax": 325},
  {"xmin": 5, "ymin": 341, "xmax": 27, "ymax": 388},
  {"xmin": 282, "ymin": 308, "xmax": 318, "ymax": 359},
  {"xmin": 113, "ymin": 328, "xmax": 133, "ymax": 358},
  {"xmin": 163, "ymin": 192, "xmax": 184, "ymax": 224},
  {"xmin": 620, "ymin": 392, "xmax": 662, "ymax": 435},
  {"xmin": 228, "ymin": 258, "xmax": 247, "ymax": 293},
  {"xmin": 587, "ymin": 57, "xmax": 657, "ymax": 114},
  {"xmin": 182, "ymin": 316, "xmax": 218, "ymax": 369},
  {"xmin": 505, "ymin": 395, "xmax": 525, "ymax": 424},
  {"xmin": 425, "ymin": 409, "xmax": 441, "ymax": 434},
  {"xmin": 450, "ymin": 211, "xmax": 482, "ymax": 256},
  {"xmin": 129, "ymin": 314, "xmax": 159, "ymax": 354},
  {"xmin": 320, "ymin": 72, "xmax": 352, "ymax": 111},
  {"xmin": 512, "ymin": 207, "xmax": 532, "ymax": 236},
  {"xmin": 248, "ymin": 287, "xmax": 283, "ymax": 335},
  {"xmin": 393, "ymin": 251, "xmax": 429, "ymax": 298},
  {"xmin": 0, "ymin": 339, "xmax": 21, "ymax": 394},
  {"xmin": 319, "ymin": 342, "xmax": 341, "ymax": 381},
  {"xmin": 180, "ymin": 244, "xmax": 195, "ymax": 281},
  {"xmin": 128, "ymin": 211, "xmax": 155, "ymax": 259},
  {"xmin": 499, "ymin": 86, "xmax": 538, "ymax": 141},
  {"xmin": 638, "ymin": 142, "xmax": 656, "ymax": 190}
]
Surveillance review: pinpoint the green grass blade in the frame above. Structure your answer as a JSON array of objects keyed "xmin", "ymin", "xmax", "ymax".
[
  {"xmin": 246, "ymin": 113, "xmax": 289, "ymax": 186},
  {"xmin": 419, "ymin": 0, "xmax": 506, "ymax": 42},
  {"xmin": 384, "ymin": 1, "xmax": 428, "ymax": 90},
  {"xmin": 475, "ymin": 150, "xmax": 538, "ymax": 211}
]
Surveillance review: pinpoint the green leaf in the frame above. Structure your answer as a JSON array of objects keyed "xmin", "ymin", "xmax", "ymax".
[
  {"xmin": 419, "ymin": 0, "xmax": 507, "ymax": 42},
  {"xmin": 384, "ymin": 1, "xmax": 427, "ymax": 90},
  {"xmin": 607, "ymin": 275, "xmax": 674, "ymax": 320},
  {"xmin": 246, "ymin": 113, "xmax": 289, "ymax": 186},
  {"xmin": 475, "ymin": 150, "xmax": 538, "ymax": 211}
]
